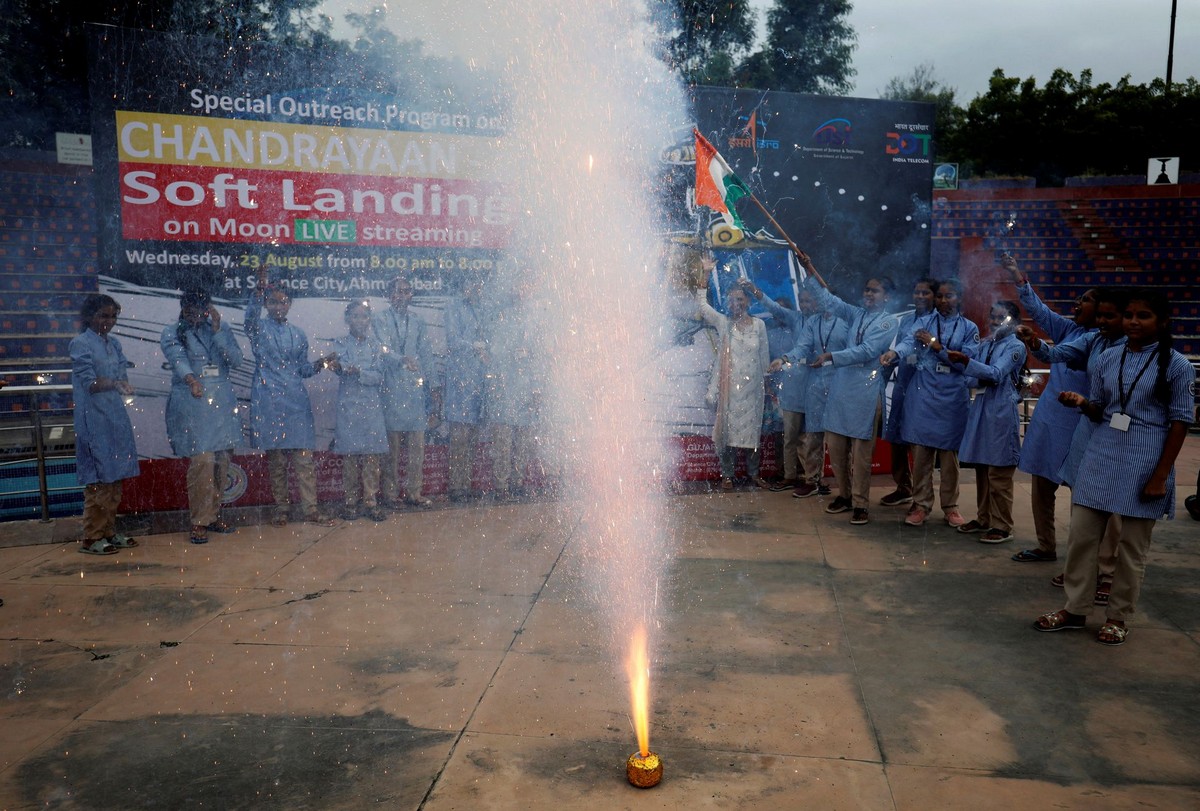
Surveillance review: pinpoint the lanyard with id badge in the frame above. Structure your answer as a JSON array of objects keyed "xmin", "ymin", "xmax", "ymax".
[{"xmin": 1111, "ymin": 347, "xmax": 1155, "ymax": 432}]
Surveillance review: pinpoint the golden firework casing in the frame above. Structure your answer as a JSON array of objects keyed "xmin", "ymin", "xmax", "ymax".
[{"xmin": 626, "ymin": 751, "xmax": 662, "ymax": 788}]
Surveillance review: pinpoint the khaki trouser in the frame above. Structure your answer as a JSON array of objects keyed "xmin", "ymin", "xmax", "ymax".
[
  {"xmin": 974, "ymin": 464, "xmax": 1016, "ymax": 532},
  {"xmin": 912, "ymin": 444, "xmax": 960, "ymax": 514},
  {"xmin": 449, "ymin": 422, "xmax": 481, "ymax": 495},
  {"xmin": 83, "ymin": 481, "xmax": 122, "ymax": 541},
  {"xmin": 890, "ymin": 441, "xmax": 913, "ymax": 493},
  {"xmin": 343, "ymin": 454, "xmax": 382, "ymax": 508},
  {"xmin": 798, "ymin": 431, "xmax": 825, "ymax": 484},
  {"xmin": 187, "ymin": 450, "xmax": 230, "ymax": 527},
  {"xmin": 492, "ymin": 424, "xmax": 532, "ymax": 493},
  {"xmin": 266, "ymin": 448, "xmax": 317, "ymax": 514},
  {"xmin": 1063, "ymin": 505, "xmax": 1155, "ymax": 622},
  {"xmin": 1029, "ymin": 474, "xmax": 1060, "ymax": 554},
  {"xmin": 382, "ymin": 430, "xmax": 425, "ymax": 502},
  {"xmin": 779, "ymin": 410, "xmax": 803, "ymax": 481},
  {"xmin": 826, "ymin": 431, "xmax": 876, "ymax": 509}
]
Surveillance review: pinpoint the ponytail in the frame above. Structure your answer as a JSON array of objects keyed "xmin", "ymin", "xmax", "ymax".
[{"xmin": 1153, "ymin": 330, "xmax": 1174, "ymax": 406}]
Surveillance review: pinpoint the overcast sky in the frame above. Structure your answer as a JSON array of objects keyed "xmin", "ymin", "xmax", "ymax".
[{"xmin": 321, "ymin": 0, "xmax": 1198, "ymax": 102}]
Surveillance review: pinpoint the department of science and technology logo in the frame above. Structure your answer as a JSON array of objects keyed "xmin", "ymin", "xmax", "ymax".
[
  {"xmin": 728, "ymin": 109, "xmax": 780, "ymax": 151},
  {"xmin": 812, "ymin": 118, "xmax": 852, "ymax": 147}
]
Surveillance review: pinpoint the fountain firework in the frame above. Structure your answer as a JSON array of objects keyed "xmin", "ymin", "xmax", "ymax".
[{"xmin": 488, "ymin": 0, "xmax": 686, "ymax": 781}]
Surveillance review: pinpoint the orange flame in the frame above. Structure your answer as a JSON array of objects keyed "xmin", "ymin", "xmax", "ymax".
[{"xmin": 625, "ymin": 622, "xmax": 651, "ymax": 757}]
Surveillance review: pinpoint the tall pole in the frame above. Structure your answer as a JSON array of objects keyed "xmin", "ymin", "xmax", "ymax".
[{"xmin": 1166, "ymin": 0, "xmax": 1178, "ymax": 89}]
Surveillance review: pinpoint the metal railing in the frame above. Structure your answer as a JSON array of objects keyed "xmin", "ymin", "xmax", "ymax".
[{"xmin": 0, "ymin": 369, "xmax": 75, "ymax": 522}]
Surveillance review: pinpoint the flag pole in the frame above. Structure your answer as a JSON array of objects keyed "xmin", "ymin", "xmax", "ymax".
[{"xmin": 744, "ymin": 193, "xmax": 828, "ymax": 289}]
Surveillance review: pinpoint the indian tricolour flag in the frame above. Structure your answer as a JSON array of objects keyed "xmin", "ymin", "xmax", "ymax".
[{"xmin": 694, "ymin": 128, "xmax": 751, "ymax": 230}]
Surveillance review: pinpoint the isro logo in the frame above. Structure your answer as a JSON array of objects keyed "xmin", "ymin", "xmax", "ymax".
[
  {"xmin": 728, "ymin": 109, "xmax": 780, "ymax": 151},
  {"xmin": 812, "ymin": 118, "xmax": 852, "ymax": 147}
]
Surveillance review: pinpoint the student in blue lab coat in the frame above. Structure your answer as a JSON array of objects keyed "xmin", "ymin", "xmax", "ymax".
[
  {"xmin": 777, "ymin": 290, "xmax": 847, "ymax": 499},
  {"xmin": 1002, "ymin": 254, "xmax": 1097, "ymax": 563},
  {"xmin": 801, "ymin": 252, "xmax": 898, "ymax": 526},
  {"xmin": 444, "ymin": 273, "xmax": 489, "ymax": 501},
  {"xmin": 883, "ymin": 278, "xmax": 980, "ymax": 528},
  {"xmin": 331, "ymin": 300, "xmax": 389, "ymax": 522},
  {"xmin": 71, "ymin": 293, "xmax": 140, "ymax": 555},
  {"xmin": 486, "ymin": 280, "xmax": 543, "ymax": 500},
  {"xmin": 1020, "ymin": 286, "xmax": 1129, "ymax": 601},
  {"xmin": 742, "ymin": 280, "xmax": 805, "ymax": 490},
  {"xmin": 879, "ymin": 277, "xmax": 937, "ymax": 507},
  {"xmin": 373, "ymin": 275, "xmax": 439, "ymax": 508},
  {"xmin": 161, "ymin": 289, "xmax": 244, "ymax": 544},
  {"xmin": 245, "ymin": 283, "xmax": 337, "ymax": 526},
  {"xmin": 1034, "ymin": 289, "xmax": 1194, "ymax": 646},
  {"xmin": 948, "ymin": 300, "xmax": 1026, "ymax": 544}
]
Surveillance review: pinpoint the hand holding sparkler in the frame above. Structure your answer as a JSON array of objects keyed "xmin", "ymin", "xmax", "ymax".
[{"xmin": 1000, "ymin": 253, "xmax": 1027, "ymax": 285}]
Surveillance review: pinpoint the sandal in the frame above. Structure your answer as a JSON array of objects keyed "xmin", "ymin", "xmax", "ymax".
[
  {"xmin": 720, "ymin": 478, "xmax": 733, "ymax": 491},
  {"xmin": 109, "ymin": 533, "xmax": 139, "ymax": 548},
  {"xmin": 956, "ymin": 519, "xmax": 987, "ymax": 534},
  {"xmin": 189, "ymin": 525, "xmax": 209, "ymax": 545},
  {"xmin": 1033, "ymin": 610, "xmax": 1086, "ymax": 632},
  {"xmin": 271, "ymin": 512, "xmax": 289, "ymax": 527},
  {"xmin": 1012, "ymin": 548, "xmax": 1057, "ymax": 562},
  {"xmin": 1094, "ymin": 581, "xmax": 1111, "ymax": 606},
  {"xmin": 79, "ymin": 538, "xmax": 118, "ymax": 556},
  {"xmin": 1050, "ymin": 573, "xmax": 1064, "ymax": 588},
  {"xmin": 206, "ymin": 520, "xmax": 235, "ymax": 534},
  {"xmin": 304, "ymin": 512, "xmax": 338, "ymax": 527},
  {"xmin": 978, "ymin": 528, "xmax": 1013, "ymax": 544},
  {"xmin": 1097, "ymin": 621, "xmax": 1127, "ymax": 646}
]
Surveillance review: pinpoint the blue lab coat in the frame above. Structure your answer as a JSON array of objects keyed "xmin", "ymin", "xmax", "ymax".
[
  {"xmin": 757, "ymin": 297, "xmax": 806, "ymax": 413},
  {"xmin": 161, "ymin": 319, "xmax": 243, "ymax": 457},
  {"xmin": 782, "ymin": 311, "xmax": 847, "ymax": 432},
  {"xmin": 372, "ymin": 307, "xmax": 435, "ymax": 433},
  {"xmin": 332, "ymin": 334, "xmax": 388, "ymax": 455},
  {"xmin": 958, "ymin": 333, "xmax": 1027, "ymax": 467},
  {"xmin": 895, "ymin": 311, "xmax": 980, "ymax": 450},
  {"xmin": 245, "ymin": 300, "xmax": 318, "ymax": 450},
  {"xmin": 1015, "ymin": 283, "xmax": 1089, "ymax": 481},
  {"xmin": 808, "ymin": 280, "xmax": 899, "ymax": 441},
  {"xmin": 443, "ymin": 297, "xmax": 487, "ymax": 424},
  {"xmin": 70, "ymin": 329, "xmax": 139, "ymax": 485}
]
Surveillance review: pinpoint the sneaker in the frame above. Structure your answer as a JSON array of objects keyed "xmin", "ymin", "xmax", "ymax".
[
  {"xmin": 904, "ymin": 506, "xmax": 928, "ymax": 526},
  {"xmin": 879, "ymin": 489, "xmax": 913, "ymax": 507},
  {"xmin": 824, "ymin": 496, "xmax": 852, "ymax": 514},
  {"xmin": 1012, "ymin": 548, "xmax": 1057, "ymax": 562},
  {"xmin": 817, "ymin": 484, "xmax": 832, "ymax": 496},
  {"xmin": 944, "ymin": 509, "xmax": 966, "ymax": 527},
  {"xmin": 364, "ymin": 507, "xmax": 389, "ymax": 522},
  {"xmin": 405, "ymin": 496, "xmax": 433, "ymax": 509},
  {"xmin": 304, "ymin": 512, "xmax": 338, "ymax": 527},
  {"xmin": 791, "ymin": 482, "xmax": 818, "ymax": 498},
  {"xmin": 978, "ymin": 528, "xmax": 1013, "ymax": 544},
  {"xmin": 850, "ymin": 508, "xmax": 869, "ymax": 525},
  {"xmin": 1186, "ymin": 494, "xmax": 1200, "ymax": 521},
  {"xmin": 770, "ymin": 478, "xmax": 798, "ymax": 492},
  {"xmin": 956, "ymin": 519, "xmax": 987, "ymax": 534}
]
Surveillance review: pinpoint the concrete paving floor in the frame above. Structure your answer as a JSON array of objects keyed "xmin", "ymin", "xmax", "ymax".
[{"xmin": 1, "ymin": 442, "xmax": 1199, "ymax": 810}]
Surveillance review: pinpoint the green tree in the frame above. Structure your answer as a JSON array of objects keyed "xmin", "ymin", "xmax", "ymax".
[
  {"xmin": 736, "ymin": 0, "xmax": 857, "ymax": 95},
  {"xmin": 663, "ymin": 0, "xmax": 757, "ymax": 85},
  {"xmin": 949, "ymin": 68, "xmax": 1200, "ymax": 184},
  {"xmin": 880, "ymin": 62, "xmax": 963, "ymax": 162}
]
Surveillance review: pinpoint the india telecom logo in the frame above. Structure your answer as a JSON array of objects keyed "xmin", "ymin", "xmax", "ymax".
[
  {"xmin": 221, "ymin": 462, "xmax": 249, "ymax": 504},
  {"xmin": 812, "ymin": 118, "xmax": 852, "ymax": 147}
]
